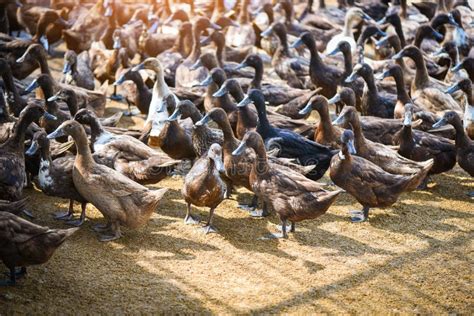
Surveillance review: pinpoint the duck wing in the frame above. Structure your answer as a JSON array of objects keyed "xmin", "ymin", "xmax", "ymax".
[{"xmin": 0, "ymin": 211, "xmax": 49, "ymax": 244}]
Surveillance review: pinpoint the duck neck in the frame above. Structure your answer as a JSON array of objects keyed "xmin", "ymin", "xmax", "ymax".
[
  {"xmin": 37, "ymin": 52, "xmax": 51, "ymax": 76},
  {"xmin": 411, "ymin": 51, "xmax": 430, "ymax": 88},
  {"xmin": 251, "ymin": 142, "xmax": 269, "ymax": 175},
  {"xmin": 350, "ymin": 115, "xmax": 367, "ymax": 150},
  {"xmin": 400, "ymin": 0, "xmax": 408, "ymax": 19},
  {"xmin": 0, "ymin": 66, "xmax": 24, "ymax": 114},
  {"xmin": 190, "ymin": 25, "xmax": 203, "ymax": 62},
  {"xmin": 187, "ymin": 107, "xmax": 203, "ymax": 123},
  {"xmin": 307, "ymin": 39, "xmax": 324, "ymax": 70},
  {"xmin": 399, "ymin": 124, "xmax": 414, "ymax": 150},
  {"xmin": 132, "ymin": 74, "xmax": 148, "ymax": 95},
  {"xmin": 218, "ymin": 93, "xmax": 238, "ymax": 113},
  {"xmin": 72, "ymin": 127, "xmax": 95, "ymax": 168},
  {"xmin": 343, "ymin": 14, "xmax": 356, "ymax": 37},
  {"xmin": 276, "ymin": 30, "xmax": 290, "ymax": 55},
  {"xmin": 88, "ymin": 116, "xmax": 107, "ymax": 140},
  {"xmin": 65, "ymin": 94, "xmax": 79, "ymax": 116},
  {"xmin": 316, "ymin": 104, "xmax": 337, "ymax": 141},
  {"xmin": 7, "ymin": 113, "xmax": 33, "ymax": 149},
  {"xmin": 342, "ymin": 48, "xmax": 353, "ymax": 76},
  {"xmin": 463, "ymin": 86, "xmax": 473, "ymax": 105},
  {"xmin": 230, "ymin": 84, "xmax": 245, "ymax": 102},
  {"xmin": 216, "ymin": 116, "xmax": 239, "ymax": 145},
  {"xmin": 152, "ymin": 69, "xmax": 170, "ymax": 97},
  {"xmin": 250, "ymin": 62, "xmax": 263, "ymax": 90},
  {"xmin": 392, "ymin": 18, "xmax": 407, "ymax": 47},
  {"xmin": 215, "ymin": 40, "xmax": 225, "ymax": 66},
  {"xmin": 239, "ymin": 0, "xmax": 249, "ymax": 24},
  {"xmin": 339, "ymin": 144, "xmax": 354, "ymax": 163},
  {"xmin": 362, "ymin": 71, "xmax": 377, "ymax": 93},
  {"xmin": 392, "ymin": 70, "xmax": 411, "ymax": 104},
  {"xmin": 39, "ymin": 142, "xmax": 53, "ymax": 164},
  {"xmin": 254, "ymin": 102, "xmax": 272, "ymax": 134},
  {"xmin": 452, "ymin": 116, "xmax": 471, "ymax": 148}
]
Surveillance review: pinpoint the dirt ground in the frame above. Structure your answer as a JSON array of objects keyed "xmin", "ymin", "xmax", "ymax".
[{"xmin": 0, "ymin": 43, "xmax": 473, "ymax": 314}]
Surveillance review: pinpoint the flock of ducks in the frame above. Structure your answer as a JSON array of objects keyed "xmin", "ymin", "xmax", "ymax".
[{"xmin": 0, "ymin": 0, "xmax": 473, "ymax": 286}]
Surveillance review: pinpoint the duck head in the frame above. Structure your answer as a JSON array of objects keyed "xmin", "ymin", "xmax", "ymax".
[
  {"xmin": 167, "ymin": 100, "xmax": 196, "ymax": 122},
  {"xmin": 290, "ymin": 32, "xmax": 314, "ymax": 50},
  {"xmin": 340, "ymin": 129, "xmax": 357, "ymax": 157},
  {"xmin": 232, "ymin": 131, "xmax": 264, "ymax": 157},
  {"xmin": 19, "ymin": 101, "xmax": 56, "ymax": 124},
  {"xmin": 47, "ymin": 119, "xmax": 83, "ymax": 140},
  {"xmin": 62, "ymin": 50, "xmax": 77, "ymax": 74},
  {"xmin": 114, "ymin": 68, "xmax": 140, "ymax": 86},
  {"xmin": 112, "ymin": 29, "xmax": 122, "ymax": 50},
  {"xmin": 163, "ymin": 9, "xmax": 189, "ymax": 25},
  {"xmin": 403, "ymin": 103, "xmax": 414, "ymax": 126},
  {"xmin": 346, "ymin": 8, "xmax": 373, "ymax": 24},
  {"xmin": 208, "ymin": 143, "xmax": 225, "ymax": 173},
  {"xmin": 22, "ymin": 74, "xmax": 54, "ymax": 96},
  {"xmin": 16, "ymin": 43, "xmax": 47, "ymax": 64},
  {"xmin": 377, "ymin": 12, "xmax": 400, "ymax": 27},
  {"xmin": 133, "ymin": 57, "xmax": 163, "ymax": 75},
  {"xmin": 195, "ymin": 17, "xmax": 222, "ymax": 33},
  {"xmin": 327, "ymin": 40, "xmax": 351, "ymax": 56},
  {"xmin": 26, "ymin": 130, "xmax": 49, "ymax": 156},
  {"xmin": 392, "ymin": 45, "xmax": 421, "ymax": 62},
  {"xmin": 333, "ymin": 105, "xmax": 357, "ymax": 127},
  {"xmin": 196, "ymin": 107, "xmax": 226, "ymax": 127},
  {"xmin": 414, "ymin": 25, "xmax": 444, "ymax": 47},
  {"xmin": 452, "ymin": 57, "xmax": 473, "ymax": 73},
  {"xmin": 235, "ymin": 54, "xmax": 261, "ymax": 70},
  {"xmin": 444, "ymin": 78, "xmax": 472, "ymax": 95},
  {"xmin": 73, "ymin": 108, "xmax": 96, "ymax": 126},
  {"xmin": 158, "ymin": 94, "xmax": 177, "ymax": 114},
  {"xmin": 261, "ymin": 22, "xmax": 286, "ymax": 39},
  {"xmin": 299, "ymin": 95, "xmax": 329, "ymax": 116},
  {"xmin": 237, "ymin": 89, "xmax": 265, "ymax": 110},
  {"xmin": 375, "ymin": 64, "xmax": 402, "ymax": 81},
  {"xmin": 345, "ymin": 63, "xmax": 370, "ymax": 83},
  {"xmin": 432, "ymin": 111, "xmax": 460, "ymax": 129},
  {"xmin": 214, "ymin": 17, "xmax": 239, "ymax": 30}
]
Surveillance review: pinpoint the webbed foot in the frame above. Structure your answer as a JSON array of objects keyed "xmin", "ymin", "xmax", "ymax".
[
  {"xmin": 54, "ymin": 211, "xmax": 73, "ymax": 220},
  {"xmin": 66, "ymin": 217, "xmax": 85, "ymax": 227},
  {"xmin": 0, "ymin": 279, "xmax": 14, "ymax": 286},
  {"xmin": 276, "ymin": 224, "xmax": 293, "ymax": 232},
  {"xmin": 98, "ymin": 233, "xmax": 121, "ymax": 242},
  {"xmin": 92, "ymin": 223, "xmax": 111, "ymax": 232},
  {"xmin": 249, "ymin": 208, "xmax": 270, "ymax": 218},
  {"xmin": 467, "ymin": 191, "xmax": 474, "ymax": 198},
  {"xmin": 258, "ymin": 232, "xmax": 287, "ymax": 240},
  {"xmin": 351, "ymin": 213, "xmax": 368, "ymax": 222},
  {"xmin": 184, "ymin": 214, "xmax": 200, "ymax": 225},
  {"xmin": 110, "ymin": 94, "xmax": 124, "ymax": 101},
  {"xmin": 202, "ymin": 225, "xmax": 217, "ymax": 234}
]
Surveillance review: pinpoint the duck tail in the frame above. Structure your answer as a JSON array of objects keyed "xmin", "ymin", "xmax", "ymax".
[{"xmin": 404, "ymin": 158, "xmax": 434, "ymax": 191}]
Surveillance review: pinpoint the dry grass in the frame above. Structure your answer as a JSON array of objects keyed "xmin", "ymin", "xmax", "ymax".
[{"xmin": 0, "ymin": 45, "xmax": 473, "ymax": 315}]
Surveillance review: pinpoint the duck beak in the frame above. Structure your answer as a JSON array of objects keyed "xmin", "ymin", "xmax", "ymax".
[
  {"xmin": 232, "ymin": 141, "xmax": 246, "ymax": 156},
  {"xmin": 261, "ymin": 27, "xmax": 273, "ymax": 37},
  {"xmin": 374, "ymin": 70, "xmax": 389, "ymax": 80},
  {"xmin": 56, "ymin": 18, "xmax": 69, "ymax": 28},
  {"xmin": 200, "ymin": 35, "xmax": 212, "ymax": 46},
  {"xmin": 62, "ymin": 62, "xmax": 72, "ymax": 74},
  {"xmin": 47, "ymin": 128, "xmax": 66, "ymax": 140},
  {"xmin": 361, "ymin": 13, "xmax": 373, "ymax": 21},
  {"xmin": 451, "ymin": 63, "xmax": 462, "ymax": 72},
  {"xmin": 47, "ymin": 91, "xmax": 61, "ymax": 102},
  {"xmin": 332, "ymin": 113, "xmax": 345, "ymax": 126},
  {"xmin": 43, "ymin": 111, "xmax": 57, "ymax": 121},
  {"xmin": 16, "ymin": 50, "xmax": 29, "ymax": 63},
  {"xmin": 132, "ymin": 63, "xmax": 145, "ymax": 72},
  {"xmin": 157, "ymin": 100, "xmax": 167, "ymax": 113},
  {"xmin": 167, "ymin": 109, "xmax": 181, "ymax": 122},
  {"xmin": 25, "ymin": 141, "xmax": 39, "ymax": 156},
  {"xmin": 23, "ymin": 79, "xmax": 39, "ymax": 94},
  {"xmin": 213, "ymin": 85, "xmax": 228, "ymax": 97},
  {"xmin": 327, "ymin": 93, "xmax": 341, "ymax": 105},
  {"xmin": 237, "ymin": 95, "xmax": 252, "ymax": 107},
  {"xmin": 149, "ymin": 20, "xmax": 160, "ymax": 33},
  {"xmin": 211, "ymin": 154, "xmax": 225, "ymax": 173},
  {"xmin": 14, "ymin": 0, "xmax": 22, "ymax": 7},
  {"xmin": 432, "ymin": 117, "xmax": 448, "ymax": 129},
  {"xmin": 114, "ymin": 73, "xmax": 126, "ymax": 86},
  {"xmin": 190, "ymin": 59, "xmax": 203, "ymax": 71},
  {"xmin": 327, "ymin": 46, "xmax": 341, "ymax": 56},
  {"xmin": 234, "ymin": 62, "xmax": 247, "ymax": 71},
  {"xmin": 374, "ymin": 36, "xmax": 388, "ymax": 50},
  {"xmin": 432, "ymin": 30, "xmax": 444, "ymax": 41},
  {"xmin": 113, "ymin": 37, "xmax": 121, "ymax": 49},
  {"xmin": 344, "ymin": 71, "xmax": 358, "ymax": 83},
  {"xmin": 193, "ymin": 75, "xmax": 213, "ymax": 88},
  {"xmin": 376, "ymin": 16, "xmax": 387, "ymax": 25},
  {"xmin": 104, "ymin": 5, "xmax": 113, "ymax": 17},
  {"xmin": 432, "ymin": 47, "xmax": 446, "ymax": 57},
  {"xmin": 210, "ymin": 22, "xmax": 222, "ymax": 30},
  {"xmin": 376, "ymin": 29, "xmax": 387, "ymax": 38},
  {"xmin": 448, "ymin": 14, "xmax": 459, "ymax": 27},
  {"xmin": 444, "ymin": 84, "xmax": 460, "ymax": 95},
  {"xmin": 347, "ymin": 139, "xmax": 356, "ymax": 154},
  {"xmin": 392, "ymin": 51, "xmax": 404, "ymax": 60},
  {"xmin": 230, "ymin": 20, "xmax": 239, "ymax": 28},
  {"xmin": 195, "ymin": 113, "xmax": 211, "ymax": 126},
  {"xmin": 289, "ymin": 38, "xmax": 304, "ymax": 49},
  {"xmin": 298, "ymin": 102, "xmax": 313, "ymax": 115},
  {"xmin": 39, "ymin": 35, "xmax": 49, "ymax": 52},
  {"xmin": 403, "ymin": 111, "xmax": 412, "ymax": 126}
]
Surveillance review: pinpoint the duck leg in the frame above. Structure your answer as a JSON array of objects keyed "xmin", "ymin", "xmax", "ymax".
[
  {"xmin": 54, "ymin": 200, "xmax": 74, "ymax": 220},
  {"xmin": 0, "ymin": 267, "xmax": 24, "ymax": 286},
  {"xmin": 202, "ymin": 208, "xmax": 217, "ymax": 234},
  {"xmin": 66, "ymin": 202, "xmax": 87, "ymax": 227},
  {"xmin": 350, "ymin": 206, "xmax": 370, "ymax": 223},
  {"xmin": 124, "ymin": 99, "xmax": 133, "ymax": 117},
  {"xmin": 110, "ymin": 85, "xmax": 124, "ymax": 101},
  {"xmin": 238, "ymin": 194, "xmax": 258, "ymax": 211},
  {"xmin": 261, "ymin": 219, "xmax": 288, "ymax": 239},
  {"xmin": 98, "ymin": 222, "xmax": 122, "ymax": 242},
  {"xmin": 184, "ymin": 203, "xmax": 200, "ymax": 224},
  {"xmin": 249, "ymin": 201, "xmax": 270, "ymax": 218}
]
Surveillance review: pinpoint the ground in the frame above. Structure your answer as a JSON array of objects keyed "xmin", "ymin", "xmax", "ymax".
[{"xmin": 0, "ymin": 44, "xmax": 473, "ymax": 314}]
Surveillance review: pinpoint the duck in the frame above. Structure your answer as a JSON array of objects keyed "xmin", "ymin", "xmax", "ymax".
[
  {"xmin": 325, "ymin": 8, "xmax": 373, "ymax": 54},
  {"xmin": 73, "ymin": 108, "xmax": 180, "ymax": 185},
  {"xmin": 445, "ymin": 78, "xmax": 474, "ymax": 139},
  {"xmin": 0, "ymin": 212, "xmax": 78, "ymax": 285},
  {"xmin": 393, "ymin": 45, "xmax": 465, "ymax": 114},
  {"xmin": 15, "ymin": 43, "xmax": 51, "ymax": 78},
  {"xmin": 175, "ymin": 17, "xmax": 221, "ymax": 89},
  {"xmin": 232, "ymin": 131, "xmax": 342, "ymax": 238},
  {"xmin": 237, "ymin": 89, "xmax": 335, "ymax": 180},
  {"xmin": 0, "ymin": 198, "xmax": 27, "ymax": 215},
  {"xmin": 25, "ymin": 130, "xmax": 88, "ymax": 226},
  {"xmin": 195, "ymin": 67, "xmax": 237, "ymax": 115},
  {"xmin": 0, "ymin": 58, "xmax": 27, "ymax": 116},
  {"xmin": 202, "ymin": 29, "xmax": 253, "ymax": 64},
  {"xmin": 291, "ymin": 32, "xmax": 344, "ymax": 98},
  {"xmin": 113, "ymin": 68, "xmax": 152, "ymax": 116},
  {"xmin": 24, "ymin": 73, "xmax": 107, "ymax": 118},
  {"xmin": 212, "ymin": 77, "xmax": 315, "ymax": 138},
  {"xmin": 61, "ymin": 50, "xmax": 95, "ymax": 91},
  {"xmin": 333, "ymin": 106, "xmax": 434, "ymax": 188},
  {"xmin": 182, "ymin": 143, "xmax": 226, "ymax": 233},
  {"xmin": 330, "ymin": 129, "xmax": 433, "ymax": 222},
  {"xmin": 395, "ymin": 103, "xmax": 457, "ymax": 188},
  {"xmin": 47, "ymin": 120, "xmax": 168, "ymax": 242},
  {"xmin": 452, "ymin": 57, "xmax": 474, "ymax": 82},
  {"xmin": 167, "ymin": 99, "xmax": 224, "ymax": 157},
  {"xmin": 235, "ymin": 53, "xmax": 315, "ymax": 107},
  {"xmin": 261, "ymin": 22, "xmax": 307, "ymax": 89},
  {"xmin": 345, "ymin": 63, "xmax": 396, "ymax": 118},
  {"xmin": 0, "ymin": 102, "xmax": 56, "ymax": 203},
  {"xmin": 225, "ymin": 0, "xmax": 256, "ymax": 48},
  {"xmin": 299, "ymin": 95, "xmax": 342, "ymax": 148},
  {"xmin": 432, "ymin": 111, "xmax": 474, "ymax": 196}
]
